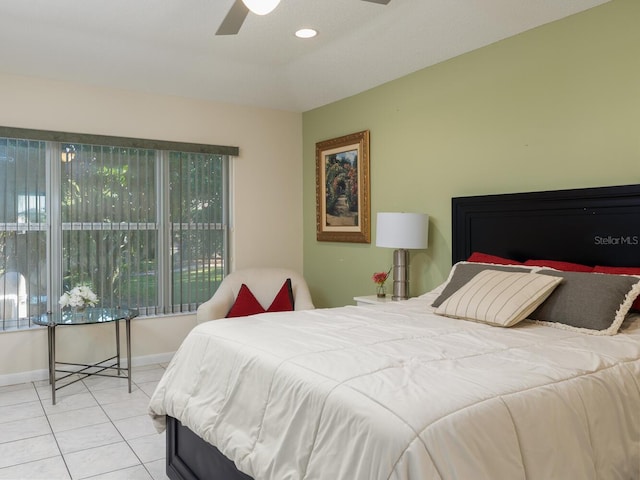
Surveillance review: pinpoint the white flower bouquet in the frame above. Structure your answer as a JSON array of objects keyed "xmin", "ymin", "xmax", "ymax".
[{"xmin": 59, "ymin": 285, "xmax": 99, "ymax": 310}]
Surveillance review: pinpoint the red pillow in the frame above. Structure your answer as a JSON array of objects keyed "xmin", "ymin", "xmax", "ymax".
[
  {"xmin": 226, "ymin": 279, "xmax": 294, "ymax": 318},
  {"xmin": 594, "ymin": 266, "xmax": 640, "ymax": 275},
  {"xmin": 593, "ymin": 266, "xmax": 640, "ymax": 311},
  {"xmin": 226, "ymin": 283, "xmax": 265, "ymax": 318},
  {"xmin": 266, "ymin": 278, "xmax": 294, "ymax": 313},
  {"xmin": 467, "ymin": 252, "xmax": 522, "ymax": 265},
  {"xmin": 524, "ymin": 259, "xmax": 593, "ymax": 272}
]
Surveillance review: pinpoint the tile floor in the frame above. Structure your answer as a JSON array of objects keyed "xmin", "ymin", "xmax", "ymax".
[{"xmin": 0, "ymin": 364, "xmax": 170, "ymax": 479}]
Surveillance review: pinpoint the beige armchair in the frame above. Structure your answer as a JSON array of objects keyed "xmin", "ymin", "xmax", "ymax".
[{"xmin": 196, "ymin": 268, "xmax": 314, "ymax": 324}]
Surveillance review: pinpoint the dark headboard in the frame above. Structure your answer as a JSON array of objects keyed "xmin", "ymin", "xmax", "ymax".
[{"xmin": 452, "ymin": 184, "xmax": 640, "ymax": 267}]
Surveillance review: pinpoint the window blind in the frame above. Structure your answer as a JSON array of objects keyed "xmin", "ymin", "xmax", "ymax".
[{"xmin": 0, "ymin": 128, "xmax": 233, "ymax": 330}]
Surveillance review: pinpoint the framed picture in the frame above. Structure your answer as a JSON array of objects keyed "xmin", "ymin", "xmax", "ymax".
[{"xmin": 315, "ymin": 130, "xmax": 370, "ymax": 243}]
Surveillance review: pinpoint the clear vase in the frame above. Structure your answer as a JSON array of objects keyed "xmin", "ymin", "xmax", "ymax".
[{"xmin": 376, "ymin": 284, "xmax": 386, "ymax": 298}]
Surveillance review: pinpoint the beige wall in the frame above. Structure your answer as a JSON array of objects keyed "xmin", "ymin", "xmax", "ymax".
[
  {"xmin": 0, "ymin": 73, "xmax": 303, "ymax": 382},
  {"xmin": 303, "ymin": 0, "xmax": 640, "ymax": 308}
]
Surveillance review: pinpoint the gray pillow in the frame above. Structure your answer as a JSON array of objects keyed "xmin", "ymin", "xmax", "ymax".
[
  {"xmin": 530, "ymin": 269, "xmax": 640, "ymax": 335},
  {"xmin": 431, "ymin": 262, "xmax": 533, "ymax": 308}
]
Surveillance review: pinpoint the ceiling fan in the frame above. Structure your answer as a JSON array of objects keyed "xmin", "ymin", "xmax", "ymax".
[{"xmin": 216, "ymin": 0, "xmax": 391, "ymax": 36}]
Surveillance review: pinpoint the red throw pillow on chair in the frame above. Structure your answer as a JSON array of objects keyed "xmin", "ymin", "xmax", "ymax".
[
  {"xmin": 226, "ymin": 284, "xmax": 265, "ymax": 318},
  {"xmin": 266, "ymin": 278, "xmax": 295, "ymax": 313},
  {"xmin": 226, "ymin": 279, "xmax": 294, "ymax": 318}
]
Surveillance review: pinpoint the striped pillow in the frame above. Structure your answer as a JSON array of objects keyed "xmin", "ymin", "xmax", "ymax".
[{"xmin": 435, "ymin": 270, "xmax": 562, "ymax": 327}]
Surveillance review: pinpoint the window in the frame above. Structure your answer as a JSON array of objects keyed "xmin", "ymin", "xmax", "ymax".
[{"xmin": 0, "ymin": 128, "xmax": 236, "ymax": 330}]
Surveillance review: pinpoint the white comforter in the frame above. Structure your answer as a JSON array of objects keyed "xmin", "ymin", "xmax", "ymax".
[{"xmin": 148, "ymin": 293, "xmax": 640, "ymax": 480}]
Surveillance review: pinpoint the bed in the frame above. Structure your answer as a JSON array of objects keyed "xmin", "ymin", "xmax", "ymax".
[{"xmin": 149, "ymin": 183, "xmax": 640, "ymax": 480}]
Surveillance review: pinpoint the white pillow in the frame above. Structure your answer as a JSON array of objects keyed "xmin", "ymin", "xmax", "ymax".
[
  {"xmin": 431, "ymin": 261, "xmax": 540, "ymax": 308},
  {"xmin": 435, "ymin": 270, "xmax": 562, "ymax": 327}
]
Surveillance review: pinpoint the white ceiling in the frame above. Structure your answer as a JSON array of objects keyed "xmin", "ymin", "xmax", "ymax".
[{"xmin": 0, "ymin": 0, "xmax": 608, "ymax": 112}]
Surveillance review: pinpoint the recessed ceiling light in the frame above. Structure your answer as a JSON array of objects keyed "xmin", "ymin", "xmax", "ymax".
[{"xmin": 295, "ymin": 28, "xmax": 317, "ymax": 39}]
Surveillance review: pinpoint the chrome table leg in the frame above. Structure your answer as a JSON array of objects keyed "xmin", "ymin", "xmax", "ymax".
[
  {"xmin": 50, "ymin": 325, "xmax": 56, "ymax": 405},
  {"xmin": 126, "ymin": 318, "xmax": 132, "ymax": 393}
]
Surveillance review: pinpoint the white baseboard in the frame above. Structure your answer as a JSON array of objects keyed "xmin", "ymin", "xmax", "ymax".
[
  {"xmin": 129, "ymin": 351, "xmax": 175, "ymax": 368},
  {"xmin": 0, "ymin": 351, "xmax": 175, "ymax": 387},
  {"xmin": 0, "ymin": 369, "xmax": 50, "ymax": 387}
]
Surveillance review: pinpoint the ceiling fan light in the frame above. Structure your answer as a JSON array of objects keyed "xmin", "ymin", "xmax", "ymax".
[{"xmin": 242, "ymin": 0, "xmax": 281, "ymax": 15}]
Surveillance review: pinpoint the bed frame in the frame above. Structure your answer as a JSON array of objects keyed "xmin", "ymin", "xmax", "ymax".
[
  {"xmin": 166, "ymin": 183, "xmax": 640, "ymax": 480},
  {"xmin": 167, "ymin": 417, "xmax": 251, "ymax": 480}
]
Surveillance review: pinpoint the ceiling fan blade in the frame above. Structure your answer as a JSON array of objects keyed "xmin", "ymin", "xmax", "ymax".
[
  {"xmin": 361, "ymin": 0, "xmax": 391, "ymax": 4},
  {"xmin": 216, "ymin": 0, "xmax": 250, "ymax": 36}
]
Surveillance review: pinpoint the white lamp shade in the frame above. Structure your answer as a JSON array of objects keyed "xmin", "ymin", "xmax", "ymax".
[
  {"xmin": 376, "ymin": 212, "xmax": 429, "ymax": 249},
  {"xmin": 242, "ymin": 0, "xmax": 280, "ymax": 15}
]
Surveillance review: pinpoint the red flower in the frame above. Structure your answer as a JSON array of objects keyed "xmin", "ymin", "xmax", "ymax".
[{"xmin": 372, "ymin": 270, "xmax": 390, "ymax": 285}]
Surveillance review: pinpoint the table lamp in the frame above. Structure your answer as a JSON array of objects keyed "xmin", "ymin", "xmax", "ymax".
[{"xmin": 375, "ymin": 212, "xmax": 429, "ymax": 300}]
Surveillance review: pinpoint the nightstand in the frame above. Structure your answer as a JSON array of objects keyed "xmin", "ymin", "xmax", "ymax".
[{"xmin": 353, "ymin": 295, "xmax": 397, "ymax": 306}]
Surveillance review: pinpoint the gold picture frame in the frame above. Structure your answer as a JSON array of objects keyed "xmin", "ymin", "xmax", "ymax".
[{"xmin": 315, "ymin": 130, "xmax": 370, "ymax": 243}]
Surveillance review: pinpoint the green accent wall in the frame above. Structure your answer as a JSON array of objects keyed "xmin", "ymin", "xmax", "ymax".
[{"xmin": 303, "ymin": 0, "xmax": 640, "ymax": 308}]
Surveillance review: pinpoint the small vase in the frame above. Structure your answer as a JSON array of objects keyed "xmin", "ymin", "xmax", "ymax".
[
  {"xmin": 376, "ymin": 284, "xmax": 386, "ymax": 298},
  {"xmin": 73, "ymin": 305, "xmax": 87, "ymax": 313}
]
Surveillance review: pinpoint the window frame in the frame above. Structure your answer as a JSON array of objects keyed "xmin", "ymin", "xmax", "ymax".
[{"xmin": 0, "ymin": 126, "xmax": 237, "ymax": 328}]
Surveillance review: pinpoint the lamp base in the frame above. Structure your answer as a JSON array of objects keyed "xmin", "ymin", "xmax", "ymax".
[{"xmin": 392, "ymin": 249, "xmax": 409, "ymax": 300}]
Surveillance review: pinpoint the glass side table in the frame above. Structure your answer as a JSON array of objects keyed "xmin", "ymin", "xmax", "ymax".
[{"xmin": 32, "ymin": 307, "xmax": 139, "ymax": 405}]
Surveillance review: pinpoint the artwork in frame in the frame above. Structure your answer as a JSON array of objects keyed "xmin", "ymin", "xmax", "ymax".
[{"xmin": 315, "ymin": 130, "xmax": 370, "ymax": 243}]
